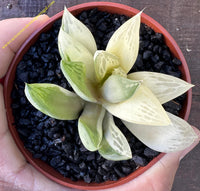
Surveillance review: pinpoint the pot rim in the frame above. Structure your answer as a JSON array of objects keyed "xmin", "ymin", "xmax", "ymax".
[{"xmin": 3, "ymin": 2, "xmax": 192, "ymax": 190}]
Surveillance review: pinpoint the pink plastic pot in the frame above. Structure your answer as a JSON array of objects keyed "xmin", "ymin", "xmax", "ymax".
[{"xmin": 1, "ymin": 2, "xmax": 192, "ymax": 190}]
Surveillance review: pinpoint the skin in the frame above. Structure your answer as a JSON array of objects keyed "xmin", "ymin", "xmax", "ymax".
[{"xmin": 0, "ymin": 15, "xmax": 199, "ymax": 191}]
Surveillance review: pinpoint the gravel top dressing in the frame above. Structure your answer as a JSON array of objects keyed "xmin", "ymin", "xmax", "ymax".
[{"xmin": 11, "ymin": 9, "xmax": 185, "ymax": 183}]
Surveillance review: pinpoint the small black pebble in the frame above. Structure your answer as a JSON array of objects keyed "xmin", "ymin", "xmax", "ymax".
[
  {"xmin": 151, "ymin": 33, "xmax": 163, "ymax": 44},
  {"xmin": 87, "ymin": 153, "xmax": 95, "ymax": 161},
  {"xmin": 79, "ymin": 162, "xmax": 87, "ymax": 170},
  {"xmin": 143, "ymin": 50, "xmax": 152, "ymax": 60},
  {"xmin": 114, "ymin": 166, "xmax": 125, "ymax": 177},
  {"xmin": 98, "ymin": 167, "xmax": 107, "ymax": 176},
  {"xmin": 109, "ymin": 173, "xmax": 118, "ymax": 181},
  {"xmin": 132, "ymin": 155, "xmax": 148, "ymax": 166},
  {"xmin": 103, "ymin": 174, "xmax": 110, "ymax": 181},
  {"xmin": 47, "ymin": 70, "xmax": 54, "ymax": 77},
  {"xmin": 19, "ymin": 72, "xmax": 29, "ymax": 82},
  {"xmin": 98, "ymin": 22, "xmax": 107, "ymax": 32},
  {"xmin": 144, "ymin": 148, "xmax": 159, "ymax": 158},
  {"xmin": 153, "ymin": 45, "xmax": 160, "ymax": 53},
  {"xmin": 83, "ymin": 174, "xmax": 92, "ymax": 183},
  {"xmin": 135, "ymin": 54, "xmax": 144, "ymax": 70},
  {"xmin": 153, "ymin": 61, "xmax": 165, "ymax": 71},
  {"xmin": 162, "ymin": 49, "xmax": 171, "ymax": 61},
  {"xmin": 172, "ymin": 58, "xmax": 182, "ymax": 66},
  {"xmin": 40, "ymin": 144, "xmax": 47, "ymax": 152},
  {"xmin": 40, "ymin": 33, "xmax": 51, "ymax": 42},
  {"xmin": 19, "ymin": 118, "xmax": 31, "ymax": 126},
  {"xmin": 35, "ymin": 111, "xmax": 44, "ymax": 118},
  {"xmin": 50, "ymin": 156, "xmax": 62, "ymax": 168},
  {"xmin": 121, "ymin": 166, "xmax": 132, "ymax": 175},
  {"xmin": 95, "ymin": 174, "xmax": 103, "ymax": 183}
]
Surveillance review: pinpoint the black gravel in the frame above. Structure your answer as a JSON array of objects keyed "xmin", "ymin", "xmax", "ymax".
[{"xmin": 11, "ymin": 9, "xmax": 185, "ymax": 183}]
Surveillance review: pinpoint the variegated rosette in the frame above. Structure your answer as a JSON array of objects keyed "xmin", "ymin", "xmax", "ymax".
[{"xmin": 25, "ymin": 7, "xmax": 197, "ymax": 161}]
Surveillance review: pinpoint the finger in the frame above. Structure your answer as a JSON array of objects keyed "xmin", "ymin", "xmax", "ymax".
[
  {"xmin": 0, "ymin": 15, "xmax": 49, "ymax": 78},
  {"xmin": 102, "ymin": 127, "xmax": 200, "ymax": 191},
  {"xmin": 0, "ymin": 85, "xmax": 24, "ymax": 173},
  {"xmin": 13, "ymin": 165, "xmax": 78, "ymax": 191},
  {"xmin": 0, "ymin": 84, "xmax": 27, "ymax": 183}
]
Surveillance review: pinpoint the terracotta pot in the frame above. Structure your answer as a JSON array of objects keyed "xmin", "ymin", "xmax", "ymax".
[{"xmin": 1, "ymin": 2, "xmax": 192, "ymax": 190}]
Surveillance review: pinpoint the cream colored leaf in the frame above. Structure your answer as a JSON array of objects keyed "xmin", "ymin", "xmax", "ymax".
[
  {"xmin": 25, "ymin": 83, "xmax": 85, "ymax": 120},
  {"xmin": 123, "ymin": 112, "xmax": 197, "ymax": 152},
  {"xmin": 94, "ymin": 50, "xmax": 120, "ymax": 83},
  {"xmin": 101, "ymin": 75, "xmax": 140, "ymax": 103},
  {"xmin": 99, "ymin": 112, "xmax": 132, "ymax": 161},
  {"xmin": 106, "ymin": 11, "xmax": 142, "ymax": 73},
  {"xmin": 103, "ymin": 84, "xmax": 171, "ymax": 126},
  {"xmin": 62, "ymin": 6, "xmax": 97, "ymax": 54},
  {"xmin": 61, "ymin": 60, "xmax": 97, "ymax": 103},
  {"xmin": 58, "ymin": 28, "xmax": 96, "ymax": 82},
  {"xmin": 78, "ymin": 103, "xmax": 105, "ymax": 151},
  {"xmin": 128, "ymin": 72, "xmax": 194, "ymax": 104}
]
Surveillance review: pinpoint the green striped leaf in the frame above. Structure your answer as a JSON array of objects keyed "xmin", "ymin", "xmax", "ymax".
[
  {"xmin": 78, "ymin": 103, "xmax": 105, "ymax": 151},
  {"xmin": 61, "ymin": 60, "xmax": 97, "ymax": 103},
  {"xmin": 25, "ymin": 83, "xmax": 84, "ymax": 120},
  {"xmin": 99, "ymin": 112, "xmax": 132, "ymax": 161},
  {"xmin": 101, "ymin": 75, "xmax": 141, "ymax": 103}
]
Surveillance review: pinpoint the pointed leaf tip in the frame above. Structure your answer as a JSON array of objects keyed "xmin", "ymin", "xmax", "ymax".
[
  {"xmin": 99, "ymin": 112, "xmax": 132, "ymax": 161},
  {"xmin": 25, "ymin": 83, "xmax": 85, "ymax": 120},
  {"xmin": 128, "ymin": 71, "xmax": 194, "ymax": 104},
  {"xmin": 62, "ymin": 6, "xmax": 97, "ymax": 54},
  {"xmin": 123, "ymin": 112, "xmax": 197, "ymax": 153},
  {"xmin": 106, "ymin": 11, "xmax": 141, "ymax": 73},
  {"xmin": 58, "ymin": 28, "xmax": 96, "ymax": 82}
]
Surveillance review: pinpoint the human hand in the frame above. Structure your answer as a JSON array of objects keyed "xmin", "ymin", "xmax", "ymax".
[{"xmin": 0, "ymin": 16, "xmax": 199, "ymax": 191}]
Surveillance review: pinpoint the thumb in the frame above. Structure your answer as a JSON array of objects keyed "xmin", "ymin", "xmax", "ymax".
[{"xmin": 0, "ymin": 15, "xmax": 49, "ymax": 78}]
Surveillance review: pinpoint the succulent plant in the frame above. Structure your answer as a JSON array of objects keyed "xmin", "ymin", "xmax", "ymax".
[{"xmin": 25, "ymin": 7, "xmax": 197, "ymax": 161}]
